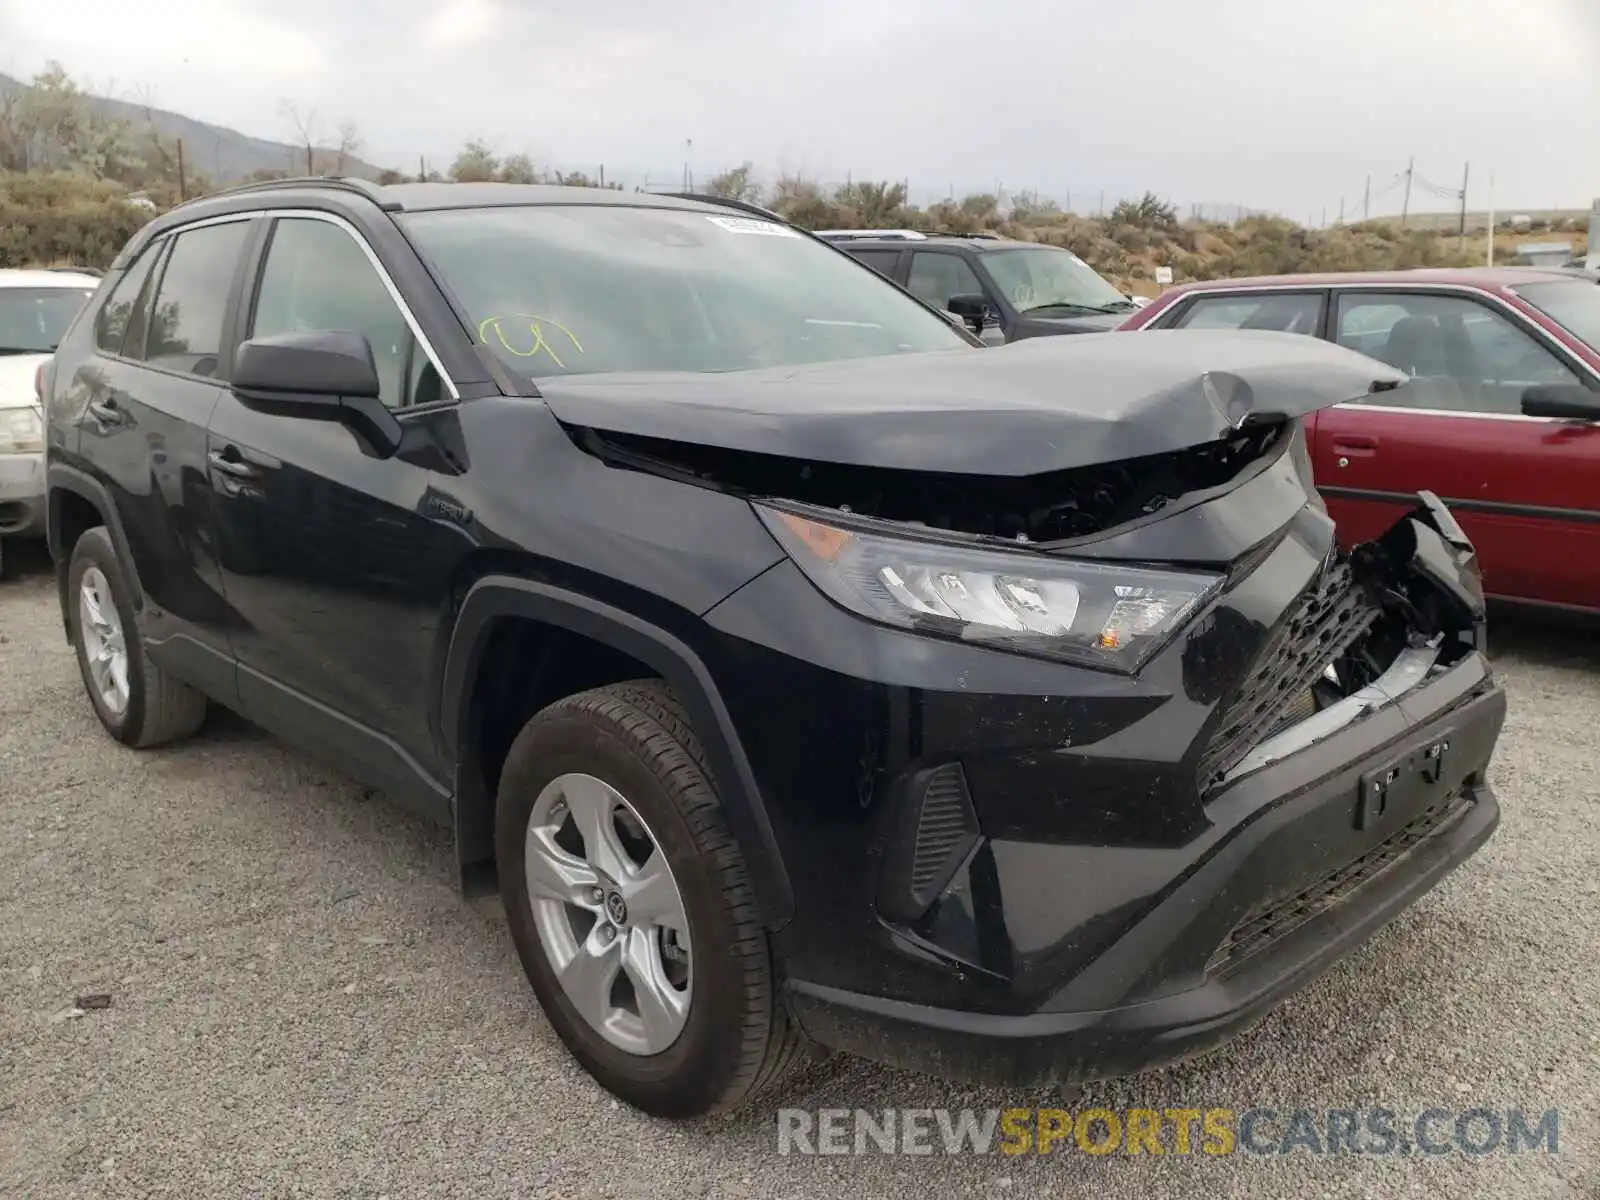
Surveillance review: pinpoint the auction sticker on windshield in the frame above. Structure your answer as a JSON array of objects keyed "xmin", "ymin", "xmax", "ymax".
[{"xmin": 706, "ymin": 215, "xmax": 799, "ymax": 237}]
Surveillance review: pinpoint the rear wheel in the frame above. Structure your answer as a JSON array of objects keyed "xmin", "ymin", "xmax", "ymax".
[
  {"xmin": 495, "ymin": 680, "xmax": 810, "ymax": 1117},
  {"xmin": 66, "ymin": 527, "xmax": 207, "ymax": 747}
]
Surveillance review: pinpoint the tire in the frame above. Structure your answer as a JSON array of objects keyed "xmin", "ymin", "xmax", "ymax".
[
  {"xmin": 66, "ymin": 526, "xmax": 207, "ymax": 748},
  {"xmin": 496, "ymin": 679, "xmax": 810, "ymax": 1118}
]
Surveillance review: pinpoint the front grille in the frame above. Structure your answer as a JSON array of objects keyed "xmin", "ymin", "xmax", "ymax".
[
  {"xmin": 1198, "ymin": 557, "xmax": 1381, "ymax": 790},
  {"xmin": 1206, "ymin": 790, "xmax": 1473, "ymax": 976}
]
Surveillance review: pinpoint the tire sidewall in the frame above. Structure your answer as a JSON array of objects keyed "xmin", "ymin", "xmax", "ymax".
[
  {"xmin": 67, "ymin": 529, "xmax": 148, "ymax": 744},
  {"xmin": 497, "ymin": 707, "xmax": 760, "ymax": 1114}
]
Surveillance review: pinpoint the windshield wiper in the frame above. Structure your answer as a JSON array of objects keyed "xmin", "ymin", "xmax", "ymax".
[
  {"xmin": 0, "ymin": 347, "xmax": 48, "ymax": 356},
  {"xmin": 1021, "ymin": 301, "xmax": 1131, "ymax": 317}
]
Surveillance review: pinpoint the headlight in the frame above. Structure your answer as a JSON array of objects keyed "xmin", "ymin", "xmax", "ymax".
[
  {"xmin": 0, "ymin": 407, "xmax": 43, "ymax": 455},
  {"xmin": 757, "ymin": 504, "xmax": 1223, "ymax": 673}
]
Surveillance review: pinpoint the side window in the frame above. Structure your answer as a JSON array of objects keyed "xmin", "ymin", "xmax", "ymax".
[
  {"xmin": 1171, "ymin": 292, "xmax": 1323, "ymax": 335},
  {"xmin": 143, "ymin": 220, "xmax": 253, "ymax": 378},
  {"xmin": 250, "ymin": 217, "xmax": 426, "ymax": 409},
  {"xmin": 906, "ymin": 252, "xmax": 987, "ymax": 311},
  {"xmin": 93, "ymin": 246, "xmax": 161, "ymax": 355},
  {"xmin": 1334, "ymin": 292, "xmax": 1583, "ymax": 414},
  {"xmin": 847, "ymin": 249, "xmax": 901, "ymax": 279}
]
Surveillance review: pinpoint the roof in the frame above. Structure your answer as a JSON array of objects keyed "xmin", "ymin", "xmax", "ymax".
[
  {"xmin": 0, "ymin": 268, "xmax": 102, "ymax": 289},
  {"xmin": 825, "ymin": 233, "xmax": 1038, "ymax": 251},
  {"xmin": 1155, "ymin": 267, "xmax": 1582, "ymax": 294},
  {"xmin": 375, "ymin": 182, "xmax": 739, "ymax": 214},
  {"xmin": 113, "ymin": 178, "xmax": 782, "ymax": 269}
]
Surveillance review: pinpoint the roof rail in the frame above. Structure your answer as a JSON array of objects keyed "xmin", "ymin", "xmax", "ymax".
[
  {"xmin": 658, "ymin": 191, "xmax": 790, "ymax": 224},
  {"xmin": 178, "ymin": 175, "xmax": 401, "ymax": 212},
  {"xmin": 813, "ymin": 229, "xmax": 928, "ymax": 241}
]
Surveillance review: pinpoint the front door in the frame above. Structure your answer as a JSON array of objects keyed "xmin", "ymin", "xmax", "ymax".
[
  {"xmin": 1313, "ymin": 289, "xmax": 1600, "ymax": 607},
  {"xmin": 905, "ymin": 250, "xmax": 1005, "ymax": 345},
  {"xmin": 204, "ymin": 212, "xmax": 463, "ymax": 813}
]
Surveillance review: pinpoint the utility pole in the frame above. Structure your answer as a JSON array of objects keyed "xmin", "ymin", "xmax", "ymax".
[
  {"xmin": 1321, "ymin": 205, "xmax": 1327, "ymax": 229},
  {"xmin": 1400, "ymin": 157, "xmax": 1414, "ymax": 229},
  {"xmin": 1338, "ymin": 197, "xmax": 1345, "ymax": 225},
  {"xmin": 1486, "ymin": 171, "xmax": 1496, "ymax": 266},
  {"xmin": 1098, "ymin": 189, "xmax": 1105, "ymax": 216},
  {"xmin": 418, "ymin": 155, "xmax": 426, "ymax": 181},
  {"xmin": 1458, "ymin": 162, "xmax": 1470, "ymax": 248},
  {"xmin": 176, "ymin": 137, "xmax": 187, "ymax": 201},
  {"xmin": 1363, "ymin": 175, "xmax": 1371, "ymax": 221}
]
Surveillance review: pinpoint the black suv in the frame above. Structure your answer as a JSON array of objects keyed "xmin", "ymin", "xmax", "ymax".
[
  {"xmin": 43, "ymin": 180, "xmax": 1505, "ymax": 1119},
  {"xmin": 818, "ymin": 230, "xmax": 1141, "ymax": 343}
]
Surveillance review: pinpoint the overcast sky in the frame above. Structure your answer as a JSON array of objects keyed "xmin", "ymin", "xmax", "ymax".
[{"xmin": 2, "ymin": 0, "xmax": 1595, "ymax": 221}]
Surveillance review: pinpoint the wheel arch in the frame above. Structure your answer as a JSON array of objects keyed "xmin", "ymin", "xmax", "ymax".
[
  {"xmin": 46, "ymin": 464, "xmax": 143, "ymax": 637},
  {"xmin": 439, "ymin": 575, "xmax": 795, "ymax": 930}
]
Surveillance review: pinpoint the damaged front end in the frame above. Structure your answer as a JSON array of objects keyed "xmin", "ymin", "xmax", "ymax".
[{"xmin": 1201, "ymin": 491, "xmax": 1490, "ymax": 793}]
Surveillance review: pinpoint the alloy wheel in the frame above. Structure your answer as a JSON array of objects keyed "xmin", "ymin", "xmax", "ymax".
[
  {"xmin": 524, "ymin": 772, "xmax": 693, "ymax": 1055},
  {"xmin": 78, "ymin": 566, "xmax": 130, "ymax": 715}
]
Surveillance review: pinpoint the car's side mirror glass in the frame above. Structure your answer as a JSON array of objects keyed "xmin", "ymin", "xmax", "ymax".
[
  {"xmin": 232, "ymin": 331, "xmax": 402, "ymax": 459},
  {"xmin": 1521, "ymin": 383, "xmax": 1600, "ymax": 422}
]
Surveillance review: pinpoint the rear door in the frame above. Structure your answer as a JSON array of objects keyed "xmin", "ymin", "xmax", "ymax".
[
  {"xmin": 70, "ymin": 216, "xmax": 256, "ymax": 698},
  {"xmin": 841, "ymin": 247, "xmax": 905, "ymax": 283},
  {"xmin": 1312, "ymin": 288, "xmax": 1600, "ymax": 607}
]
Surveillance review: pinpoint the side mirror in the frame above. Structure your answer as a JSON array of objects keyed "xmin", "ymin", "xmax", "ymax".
[
  {"xmin": 946, "ymin": 293, "xmax": 990, "ymax": 333},
  {"xmin": 232, "ymin": 330, "xmax": 403, "ymax": 459},
  {"xmin": 1521, "ymin": 383, "xmax": 1600, "ymax": 421}
]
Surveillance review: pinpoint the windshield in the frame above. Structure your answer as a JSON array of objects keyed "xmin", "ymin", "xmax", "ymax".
[
  {"xmin": 400, "ymin": 205, "xmax": 970, "ymax": 378},
  {"xmin": 1516, "ymin": 280, "xmax": 1600, "ymax": 351},
  {"xmin": 0, "ymin": 286, "xmax": 95, "ymax": 354},
  {"xmin": 981, "ymin": 246, "xmax": 1133, "ymax": 314}
]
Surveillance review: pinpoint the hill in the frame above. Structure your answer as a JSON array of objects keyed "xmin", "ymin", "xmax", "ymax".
[{"xmin": 0, "ymin": 69, "xmax": 386, "ymax": 184}]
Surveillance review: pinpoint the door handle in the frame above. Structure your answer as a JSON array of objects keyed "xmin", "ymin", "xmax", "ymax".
[
  {"xmin": 1331, "ymin": 434, "xmax": 1378, "ymax": 450},
  {"xmin": 208, "ymin": 449, "xmax": 257, "ymax": 478},
  {"xmin": 86, "ymin": 399, "xmax": 123, "ymax": 425}
]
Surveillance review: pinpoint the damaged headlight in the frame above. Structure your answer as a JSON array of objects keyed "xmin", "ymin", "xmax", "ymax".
[{"xmin": 758, "ymin": 504, "xmax": 1223, "ymax": 673}]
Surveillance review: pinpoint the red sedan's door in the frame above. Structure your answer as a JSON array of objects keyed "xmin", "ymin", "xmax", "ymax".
[{"xmin": 1313, "ymin": 289, "xmax": 1600, "ymax": 609}]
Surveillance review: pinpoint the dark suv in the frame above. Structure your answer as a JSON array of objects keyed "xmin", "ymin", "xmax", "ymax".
[
  {"xmin": 818, "ymin": 230, "xmax": 1141, "ymax": 343},
  {"xmin": 43, "ymin": 180, "xmax": 1505, "ymax": 1119}
]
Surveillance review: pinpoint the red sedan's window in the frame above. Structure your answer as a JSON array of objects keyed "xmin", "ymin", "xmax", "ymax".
[
  {"xmin": 1516, "ymin": 280, "xmax": 1600, "ymax": 351},
  {"xmin": 1333, "ymin": 291, "xmax": 1582, "ymax": 415},
  {"xmin": 1171, "ymin": 292, "xmax": 1323, "ymax": 335}
]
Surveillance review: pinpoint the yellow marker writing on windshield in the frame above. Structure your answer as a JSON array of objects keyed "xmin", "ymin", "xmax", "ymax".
[{"xmin": 478, "ymin": 313, "xmax": 586, "ymax": 369}]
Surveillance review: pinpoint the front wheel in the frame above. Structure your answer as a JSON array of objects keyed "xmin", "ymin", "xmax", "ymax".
[{"xmin": 495, "ymin": 680, "xmax": 810, "ymax": 1118}]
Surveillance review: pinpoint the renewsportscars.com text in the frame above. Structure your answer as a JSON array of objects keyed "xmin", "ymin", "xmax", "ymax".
[{"xmin": 776, "ymin": 1107, "xmax": 1560, "ymax": 1157}]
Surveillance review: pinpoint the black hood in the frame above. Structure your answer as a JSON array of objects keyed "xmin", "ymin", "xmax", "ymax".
[{"xmin": 537, "ymin": 329, "xmax": 1405, "ymax": 477}]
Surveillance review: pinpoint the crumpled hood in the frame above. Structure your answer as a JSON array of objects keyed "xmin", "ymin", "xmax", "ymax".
[
  {"xmin": 0, "ymin": 354, "xmax": 47, "ymax": 410},
  {"xmin": 536, "ymin": 329, "xmax": 1406, "ymax": 476}
]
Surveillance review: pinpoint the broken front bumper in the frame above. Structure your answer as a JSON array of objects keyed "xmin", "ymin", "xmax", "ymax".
[
  {"xmin": 706, "ymin": 490, "xmax": 1504, "ymax": 1086},
  {"xmin": 784, "ymin": 655, "xmax": 1502, "ymax": 1086}
]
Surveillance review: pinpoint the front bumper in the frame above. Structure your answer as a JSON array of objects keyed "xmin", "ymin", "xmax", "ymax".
[
  {"xmin": 0, "ymin": 451, "xmax": 46, "ymax": 537},
  {"xmin": 783, "ymin": 669, "xmax": 1503, "ymax": 1085},
  {"xmin": 700, "ymin": 477, "xmax": 1504, "ymax": 1086}
]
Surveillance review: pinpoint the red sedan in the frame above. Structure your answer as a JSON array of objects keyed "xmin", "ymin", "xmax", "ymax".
[{"xmin": 1118, "ymin": 268, "xmax": 1600, "ymax": 613}]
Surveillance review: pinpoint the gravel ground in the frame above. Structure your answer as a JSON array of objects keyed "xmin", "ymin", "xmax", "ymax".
[{"xmin": 2, "ymin": 539, "xmax": 1597, "ymax": 1200}]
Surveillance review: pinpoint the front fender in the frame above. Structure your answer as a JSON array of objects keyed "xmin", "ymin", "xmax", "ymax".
[{"xmin": 438, "ymin": 575, "xmax": 796, "ymax": 929}]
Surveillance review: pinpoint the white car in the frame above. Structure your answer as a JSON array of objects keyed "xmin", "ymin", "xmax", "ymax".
[{"xmin": 0, "ymin": 269, "xmax": 101, "ymax": 575}]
